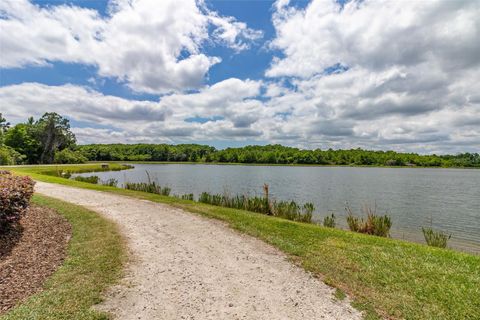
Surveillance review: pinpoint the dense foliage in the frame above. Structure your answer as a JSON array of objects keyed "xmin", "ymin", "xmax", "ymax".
[
  {"xmin": 2, "ymin": 112, "xmax": 478, "ymax": 167},
  {"xmin": 79, "ymin": 143, "xmax": 216, "ymax": 162},
  {"xmin": 79, "ymin": 143, "xmax": 480, "ymax": 168},
  {"xmin": 0, "ymin": 113, "xmax": 85, "ymax": 165},
  {"xmin": 0, "ymin": 171, "xmax": 35, "ymax": 229}
]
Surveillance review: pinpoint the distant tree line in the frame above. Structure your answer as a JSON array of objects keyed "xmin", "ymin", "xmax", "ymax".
[
  {"xmin": 1, "ymin": 113, "xmax": 478, "ymax": 167},
  {"xmin": 0, "ymin": 113, "xmax": 86, "ymax": 165},
  {"xmin": 78, "ymin": 143, "xmax": 480, "ymax": 168}
]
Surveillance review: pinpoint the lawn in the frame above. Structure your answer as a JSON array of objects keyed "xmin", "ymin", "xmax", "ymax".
[
  {"xmin": 1, "ymin": 194, "xmax": 125, "ymax": 320},
  {"xmin": 4, "ymin": 164, "xmax": 480, "ymax": 320}
]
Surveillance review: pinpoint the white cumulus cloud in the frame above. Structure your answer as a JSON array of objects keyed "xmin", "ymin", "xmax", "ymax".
[{"xmin": 0, "ymin": 0, "xmax": 262, "ymax": 93}]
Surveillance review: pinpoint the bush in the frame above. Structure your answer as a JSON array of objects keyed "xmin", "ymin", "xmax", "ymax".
[
  {"xmin": 323, "ymin": 213, "xmax": 336, "ymax": 228},
  {"xmin": 0, "ymin": 146, "xmax": 25, "ymax": 165},
  {"xmin": 0, "ymin": 172, "xmax": 35, "ymax": 228},
  {"xmin": 345, "ymin": 203, "xmax": 392, "ymax": 237},
  {"xmin": 73, "ymin": 176, "xmax": 100, "ymax": 184},
  {"xmin": 422, "ymin": 227, "xmax": 451, "ymax": 248},
  {"xmin": 54, "ymin": 149, "xmax": 88, "ymax": 164}
]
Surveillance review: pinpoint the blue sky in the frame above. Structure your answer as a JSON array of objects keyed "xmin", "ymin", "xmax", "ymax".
[{"xmin": 0, "ymin": 0, "xmax": 479, "ymax": 153}]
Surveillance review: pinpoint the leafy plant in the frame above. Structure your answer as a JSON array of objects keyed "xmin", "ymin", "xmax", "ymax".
[
  {"xmin": 54, "ymin": 148, "xmax": 87, "ymax": 164},
  {"xmin": 422, "ymin": 227, "xmax": 451, "ymax": 248},
  {"xmin": 323, "ymin": 213, "xmax": 336, "ymax": 228}
]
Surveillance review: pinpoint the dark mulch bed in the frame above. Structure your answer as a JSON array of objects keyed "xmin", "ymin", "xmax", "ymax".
[{"xmin": 0, "ymin": 205, "xmax": 71, "ymax": 313}]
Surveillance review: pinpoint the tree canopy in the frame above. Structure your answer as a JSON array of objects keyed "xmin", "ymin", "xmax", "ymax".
[
  {"xmin": 1, "ymin": 113, "xmax": 83, "ymax": 165},
  {"xmin": 1, "ymin": 113, "xmax": 478, "ymax": 167}
]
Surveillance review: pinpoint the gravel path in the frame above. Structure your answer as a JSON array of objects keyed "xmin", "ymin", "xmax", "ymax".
[{"xmin": 35, "ymin": 182, "xmax": 362, "ymax": 320}]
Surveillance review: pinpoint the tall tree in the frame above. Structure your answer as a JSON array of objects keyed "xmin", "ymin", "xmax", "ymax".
[
  {"xmin": 35, "ymin": 113, "xmax": 76, "ymax": 164},
  {"xmin": 0, "ymin": 113, "xmax": 10, "ymax": 145},
  {"xmin": 5, "ymin": 123, "xmax": 40, "ymax": 164}
]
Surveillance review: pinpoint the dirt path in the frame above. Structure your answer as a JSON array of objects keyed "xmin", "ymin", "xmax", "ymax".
[{"xmin": 35, "ymin": 182, "xmax": 362, "ymax": 320}]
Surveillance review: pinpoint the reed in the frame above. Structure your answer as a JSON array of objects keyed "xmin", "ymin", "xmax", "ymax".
[
  {"xmin": 323, "ymin": 213, "xmax": 336, "ymax": 228},
  {"xmin": 101, "ymin": 178, "xmax": 118, "ymax": 187},
  {"xmin": 345, "ymin": 203, "xmax": 392, "ymax": 237},
  {"xmin": 73, "ymin": 175, "xmax": 99, "ymax": 184},
  {"xmin": 181, "ymin": 193, "xmax": 194, "ymax": 201},
  {"xmin": 197, "ymin": 187, "xmax": 313, "ymax": 223},
  {"xmin": 124, "ymin": 181, "xmax": 170, "ymax": 196},
  {"xmin": 422, "ymin": 227, "xmax": 451, "ymax": 248}
]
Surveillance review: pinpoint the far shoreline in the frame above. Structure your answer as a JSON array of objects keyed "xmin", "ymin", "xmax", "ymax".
[{"xmin": 87, "ymin": 160, "xmax": 480, "ymax": 170}]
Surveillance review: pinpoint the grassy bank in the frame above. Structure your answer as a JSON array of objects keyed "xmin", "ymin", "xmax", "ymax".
[
  {"xmin": 4, "ymin": 164, "xmax": 480, "ymax": 319},
  {"xmin": 1, "ymin": 194, "xmax": 125, "ymax": 320}
]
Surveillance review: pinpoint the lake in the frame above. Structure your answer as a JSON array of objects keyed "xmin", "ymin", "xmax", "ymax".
[{"xmin": 73, "ymin": 164, "xmax": 480, "ymax": 253}]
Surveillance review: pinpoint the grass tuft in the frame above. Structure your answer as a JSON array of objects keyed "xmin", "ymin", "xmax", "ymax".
[{"xmin": 422, "ymin": 227, "xmax": 451, "ymax": 248}]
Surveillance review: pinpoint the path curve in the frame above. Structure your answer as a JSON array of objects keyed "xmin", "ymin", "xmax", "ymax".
[{"xmin": 36, "ymin": 182, "xmax": 362, "ymax": 320}]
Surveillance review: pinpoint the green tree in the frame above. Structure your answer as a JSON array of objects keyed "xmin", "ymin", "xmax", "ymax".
[
  {"xmin": 0, "ymin": 113, "xmax": 10, "ymax": 145},
  {"xmin": 35, "ymin": 113, "xmax": 76, "ymax": 164},
  {"xmin": 5, "ymin": 123, "xmax": 41, "ymax": 164}
]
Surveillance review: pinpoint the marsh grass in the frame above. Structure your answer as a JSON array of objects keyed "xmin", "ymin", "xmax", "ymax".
[
  {"xmin": 198, "ymin": 187, "xmax": 314, "ymax": 223},
  {"xmin": 101, "ymin": 178, "xmax": 118, "ymax": 187},
  {"xmin": 422, "ymin": 227, "xmax": 451, "ymax": 248},
  {"xmin": 181, "ymin": 193, "xmax": 194, "ymax": 201},
  {"xmin": 73, "ymin": 175, "xmax": 99, "ymax": 184},
  {"xmin": 323, "ymin": 213, "xmax": 336, "ymax": 228},
  {"xmin": 346, "ymin": 203, "xmax": 392, "ymax": 237},
  {"xmin": 124, "ymin": 181, "xmax": 171, "ymax": 196}
]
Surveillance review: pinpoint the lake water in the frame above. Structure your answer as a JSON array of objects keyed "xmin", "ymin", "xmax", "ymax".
[{"xmin": 74, "ymin": 164, "xmax": 480, "ymax": 253}]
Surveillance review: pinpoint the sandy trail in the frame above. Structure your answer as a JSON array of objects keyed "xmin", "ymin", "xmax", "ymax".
[{"xmin": 35, "ymin": 182, "xmax": 361, "ymax": 320}]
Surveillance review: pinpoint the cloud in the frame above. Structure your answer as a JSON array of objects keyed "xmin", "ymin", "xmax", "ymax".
[
  {"xmin": 0, "ymin": 0, "xmax": 261, "ymax": 93},
  {"xmin": 0, "ymin": 79, "xmax": 267, "ymax": 143},
  {"xmin": 267, "ymin": 0, "xmax": 480, "ymax": 78}
]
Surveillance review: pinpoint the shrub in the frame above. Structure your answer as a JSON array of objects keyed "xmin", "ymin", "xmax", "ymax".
[
  {"xmin": 323, "ymin": 213, "xmax": 336, "ymax": 228},
  {"xmin": 0, "ymin": 146, "xmax": 25, "ymax": 165},
  {"xmin": 0, "ymin": 173, "xmax": 35, "ymax": 228},
  {"xmin": 54, "ymin": 149, "xmax": 88, "ymax": 164},
  {"xmin": 345, "ymin": 203, "xmax": 392, "ymax": 237},
  {"xmin": 422, "ymin": 227, "xmax": 451, "ymax": 248},
  {"xmin": 74, "ymin": 175, "xmax": 100, "ymax": 184}
]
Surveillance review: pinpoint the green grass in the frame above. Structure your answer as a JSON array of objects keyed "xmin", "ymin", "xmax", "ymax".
[
  {"xmin": 3, "ymin": 164, "xmax": 480, "ymax": 319},
  {"xmin": 1, "ymin": 194, "xmax": 125, "ymax": 320}
]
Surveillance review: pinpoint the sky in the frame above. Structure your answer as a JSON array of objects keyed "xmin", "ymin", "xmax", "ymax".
[{"xmin": 0, "ymin": 0, "xmax": 479, "ymax": 154}]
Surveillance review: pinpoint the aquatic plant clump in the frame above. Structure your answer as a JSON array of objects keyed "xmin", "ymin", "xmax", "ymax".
[
  {"xmin": 345, "ymin": 203, "xmax": 392, "ymax": 237},
  {"xmin": 73, "ymin": 175, "xmax": 100, "ymax": 184},
  {"xmin": 124, "ymin": 181, "xmax": 171, "ymax": 196},
  {"xmin": 198, "ymin": 189, "xmax": 314, "ymax": 223},
  {"xmin": 323, "ymin": 213, "xmax": 336, "ymax": 228},
  {"xmin": 101, "ymin": 178, "xmax": 118, "ymax": 187},
  {"xmin": 422, "ymin": 227, "xmax": 451, "ymax": 248}
]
